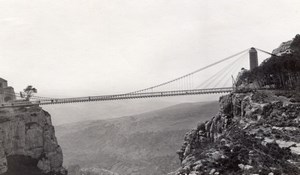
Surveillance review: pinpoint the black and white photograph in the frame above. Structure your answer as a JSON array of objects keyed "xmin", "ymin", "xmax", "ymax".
[{"xmin": 0, "ymin": 0, "xmax": 300, "ymax": 175}]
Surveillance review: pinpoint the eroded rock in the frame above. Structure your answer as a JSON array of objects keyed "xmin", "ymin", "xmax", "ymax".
[
  {"xmin": 0, "ymin": 106, "xmax": 67, "ymax": 175},
  {"xmin": 176, "ymin": 91, "xmax": 300, "ymax": 175}
]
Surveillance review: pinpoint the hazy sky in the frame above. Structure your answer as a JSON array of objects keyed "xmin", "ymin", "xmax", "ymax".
[{"xmin": 0, "ymin": 0, "xmax": 299, "ymax": 98}]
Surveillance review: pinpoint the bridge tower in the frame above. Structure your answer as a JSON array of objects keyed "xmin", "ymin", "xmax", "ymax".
[{"xmin": 249, "ymin": 47, "xmax": 258, "ymax": 70}]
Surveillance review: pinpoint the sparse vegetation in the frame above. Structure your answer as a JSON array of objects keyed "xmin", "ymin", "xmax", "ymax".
[{"xmin": 21, "ymin": 85, "xmax": 37, "ymax": 101}]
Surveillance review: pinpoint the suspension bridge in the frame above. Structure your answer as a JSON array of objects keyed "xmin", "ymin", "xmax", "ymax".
[{"xmin": 0, "ymin": 47, "xmax": 273, "ymax": 108}]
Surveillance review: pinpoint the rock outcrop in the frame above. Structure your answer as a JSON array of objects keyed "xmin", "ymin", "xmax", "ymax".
[
  {"xmin": 176, "ymin": 90, "xmax": 300, "ymax": 175},
  {"xmin": 271, "ymin": 34, "xmax": 300, "ymax": 56},
  {"xmin": 272, "ymin": 40, "xmax": 293, "ymax": 56},
  {"xmin": 0, "ymin": 105, "xmax": 67, "ymax": 175}
]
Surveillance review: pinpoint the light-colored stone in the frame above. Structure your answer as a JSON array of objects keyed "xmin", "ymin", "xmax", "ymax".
[
  {"xmin": 37, "ymin": 158, "xmax": 51, "ymax": 173},
  {"xmin": 0, "ymin": 106, "xmax": 66, "ymax": 174}
]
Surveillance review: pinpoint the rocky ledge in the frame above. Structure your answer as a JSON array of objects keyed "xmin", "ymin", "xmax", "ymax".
[
  {"xmin": 0, "ymin": 105, "xmax": 67, "ymax": 175},
  {"xmin": 176, "ymin": 90, "xmax": 300, "ymax": 175}
]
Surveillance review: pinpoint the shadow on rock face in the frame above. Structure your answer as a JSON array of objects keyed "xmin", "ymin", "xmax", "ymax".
[{"xmin": 3, "ymin": 155, "xmax": 66, "ymax": 175}]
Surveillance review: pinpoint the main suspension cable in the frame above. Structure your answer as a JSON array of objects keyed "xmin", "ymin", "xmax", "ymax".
[
  {"xmin": 128, "ymin": 48, "xmax": 250, "ymax": 94},
  {"xmin": 196, "ymin": 52, "xmax": 247, "ymax": 89}
]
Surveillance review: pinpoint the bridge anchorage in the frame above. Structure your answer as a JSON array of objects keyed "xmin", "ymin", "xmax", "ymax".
[{"xmin": 0, "ymin": 47, "xmax": 270, "ymax": 108}]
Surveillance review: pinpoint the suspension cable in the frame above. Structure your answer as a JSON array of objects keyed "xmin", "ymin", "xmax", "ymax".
[
  {"xmin": 196, "ymin": 52, "xmax": 246, "ymax": 89},
  {"xmin": 128, "ymin": 48, "xmax": 250, "ymax": 94},
  {"xmin": 203, "ymin": 52, "xmax": 247, "ymax": 88},
  {"xmin": 213, "ymin": 53, "xmax": 247, "ymax": 88},
  {"xmin": 220, "ymin": 53, "xmax": 248, "ymax": 87},
  {"xmin": 255, "ymin": 48, "xmax": 277, "ymax": 57}
]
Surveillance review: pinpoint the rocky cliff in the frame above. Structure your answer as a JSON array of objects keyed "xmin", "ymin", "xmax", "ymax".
[
  {"xmin": 176, "ymin": 35, "xmax": 300, "ymax": 175},
  {"xmin": 176, "ymin": 90, "xmax": 300, "ymax": 175},
  {"xmin": 0, "ymin": 105, "xmax": 67, "ymax": 175}
]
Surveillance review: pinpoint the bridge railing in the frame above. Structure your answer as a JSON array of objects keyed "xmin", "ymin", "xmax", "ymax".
[{"xmin": 0, "ymin": 87, "xmax": 234, "ymax": 108}]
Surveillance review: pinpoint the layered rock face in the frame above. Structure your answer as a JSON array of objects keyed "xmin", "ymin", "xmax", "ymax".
[
  {"xmin": 176, "ymin": 91, "xmax": 300, "ymax": 175},
  {"xmin": 0, "ymin": 106, "xmax": 67, "ymax": 175}
]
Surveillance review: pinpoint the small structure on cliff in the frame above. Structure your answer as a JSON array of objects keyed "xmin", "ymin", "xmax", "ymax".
[
  {"xmin": 249, "ymin": 47, "xmax": 258, "ymax": 70},
  {"xmin": 0, "ymin": 78, "xmax": 16, "ymax": 104}
]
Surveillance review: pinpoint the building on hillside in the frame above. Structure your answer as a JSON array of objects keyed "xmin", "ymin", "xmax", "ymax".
[{"xmin": 0, "ymin": 78, "xmax": 16, "ymax": 103}]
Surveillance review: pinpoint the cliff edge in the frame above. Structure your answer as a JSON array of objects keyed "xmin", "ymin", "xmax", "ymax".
[
  {"xmin": 176, "ymin": 90, "xmax": 300, "ymax": 175},
  {"xmin": 175, "ymin": 35, "xmax": 300, "ymax": 175},
  {"xmin": 0, "ymin": 105, "xmax": 67, "ymax": 175}
]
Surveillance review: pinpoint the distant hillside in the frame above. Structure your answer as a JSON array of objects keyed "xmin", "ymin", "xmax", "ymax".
[
  {"xmin": 44, "ymin": 99, "xmax": 180, "ymax": 125},
  {"xmin": 56, "ymin": 101, "xmax": 219, "ymax": 175}
]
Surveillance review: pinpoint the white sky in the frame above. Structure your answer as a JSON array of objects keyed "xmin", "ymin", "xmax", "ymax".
[{"xmin": 0, "ymin": 0, "xmax": 300, "ymax": 98}]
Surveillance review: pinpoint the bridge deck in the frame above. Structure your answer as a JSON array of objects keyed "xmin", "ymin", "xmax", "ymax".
[{"xmin": 0, "ymin": 87, "xmax": 233, "ymax": 108}]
